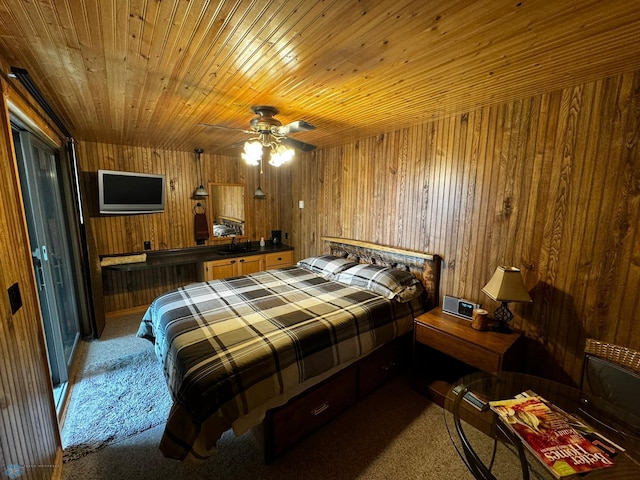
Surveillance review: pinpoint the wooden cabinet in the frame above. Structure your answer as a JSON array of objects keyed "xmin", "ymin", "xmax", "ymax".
[
  {"xmin": 236, "ymin": 255, "xmax": 264, "ymax": 275},
  {"xmin": 199, "ymin": 258, "xmax": 236, "ymax": 280},
  {"xmin": 413, "ymin": 307, "xmax": 523, "ymax": 406},
  {"xmin": 197, "ymin": 250, "xmax": 293, "ymax": 281},
  {"xmin": 264, "ymin": 250, "xmax": 294, "ymax": 269},
  {"xmin": 199, "ymin": 255, "xmax": 265, "ymax": 281}
]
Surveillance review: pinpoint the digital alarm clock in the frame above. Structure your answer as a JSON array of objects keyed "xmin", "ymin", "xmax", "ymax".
[{"xmin": 442, "ymin": 295, "xmax": 481, "ymax": 321}]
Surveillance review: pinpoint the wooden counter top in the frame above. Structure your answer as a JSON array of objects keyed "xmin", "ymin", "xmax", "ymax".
[{"xmin": 100, "ymin": 243, "xmax": 294, "ymax": 271}]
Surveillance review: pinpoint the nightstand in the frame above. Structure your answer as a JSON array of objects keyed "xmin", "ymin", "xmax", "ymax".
[{"xmin": 412, "ymin": 306, "xmax": 523, "ymax": 406}]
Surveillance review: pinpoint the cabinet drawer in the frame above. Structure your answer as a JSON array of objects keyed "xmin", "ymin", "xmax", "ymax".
[
  {"xmin": 265, "ymin": 250, "xmax": 293, "ymax": 269},
  {"xmin": 270, "ymin": 366, "xmax": 357, "ymax": 455},
  {"xmin": 415, "ymin": 322, "xmax": 501, "ymax": 372},
  {"xmin": 359, "ymin": 336, "xmax": 409, "ymax": 397}
]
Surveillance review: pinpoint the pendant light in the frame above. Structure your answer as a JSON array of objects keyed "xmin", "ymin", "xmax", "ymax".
[
  {"xmin": 254, "ymin": 185, "xmax": 266, "ymax": 199},
  {"xmin": 192, "ymin": 148, "xmax": 209, "ymax": 198}
]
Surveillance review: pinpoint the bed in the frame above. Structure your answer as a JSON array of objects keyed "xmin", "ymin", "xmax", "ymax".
[{"xmin": 137, "ymin": 238, "xmax": 441, "ymax": 463}]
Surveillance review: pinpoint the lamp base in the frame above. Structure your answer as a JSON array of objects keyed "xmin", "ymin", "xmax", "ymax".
[{"xmin": 491, "ymin": 301, "xmax": 514, "ymax": 334}]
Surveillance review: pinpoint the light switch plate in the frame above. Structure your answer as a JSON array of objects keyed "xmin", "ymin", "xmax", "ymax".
[{"xmin": 8, "ymin": 282, "xmax": 22, "ymax": 315}]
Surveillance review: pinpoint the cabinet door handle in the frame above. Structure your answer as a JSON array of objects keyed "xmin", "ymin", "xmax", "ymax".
[
  {"xmin": 311, "ymin": 401, "xmax": 330, "ymax": 416},
  {"xmin": 230, "ymin": 260, "xmax": 236, "ymax": 264},
  {"xmin": 239, "ymin": 259, "xmax": 245, "ymax": 263},
  {"xmin": 277, "ymin": 257, "xmax": 282, "ymax": 261}
]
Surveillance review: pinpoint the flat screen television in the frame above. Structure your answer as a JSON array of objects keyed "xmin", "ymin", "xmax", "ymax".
[{"xmin": 98, "ymin": 169, "xmax": 166, "ymax": 214}]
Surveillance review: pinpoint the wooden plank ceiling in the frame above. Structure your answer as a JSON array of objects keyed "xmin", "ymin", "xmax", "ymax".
[{"xmin": 0, "ymin": 0, "xmax": 639, "ymax": 154}]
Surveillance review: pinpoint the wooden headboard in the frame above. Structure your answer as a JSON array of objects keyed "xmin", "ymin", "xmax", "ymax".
[{"xmin": 322, "ymin": 237, "xmax": 442, "ymax": 310}]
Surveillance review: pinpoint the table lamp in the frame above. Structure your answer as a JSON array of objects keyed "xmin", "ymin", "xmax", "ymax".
[{"xmin": 481, "ymin": 266, "xmax": 532, "ymax": 332}]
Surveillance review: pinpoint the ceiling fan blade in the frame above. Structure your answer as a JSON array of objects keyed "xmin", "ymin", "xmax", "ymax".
[
  {"xmin": 281, "ymin": 136, "xmax": 317, "ymax": 152},
  {"xmin": 230, "ymin": 139, "xmax": 248, "ymax": 148},
  {"xmin": 275, "ymin": 120, "xmax": 316, "ymax": 135},
  {"xmin": 198, "ymin": 122, "xmax": 253, "ymax": 134}
]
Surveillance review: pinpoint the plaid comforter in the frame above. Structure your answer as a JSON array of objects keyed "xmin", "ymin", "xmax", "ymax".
[{"xmin": 138, "ymin": 266, "xmax": 424, "ymax": 462}]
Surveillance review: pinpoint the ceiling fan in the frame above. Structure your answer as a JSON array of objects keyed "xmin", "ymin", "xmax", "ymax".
[{"xmin": 198, "ymin": 105, "xmax": 317, "ymax": 153}]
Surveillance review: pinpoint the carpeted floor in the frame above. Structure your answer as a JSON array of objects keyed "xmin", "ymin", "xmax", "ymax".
[
  {"xmin": 61, "ymin": 348, "xmax": 172, "ymax": 462},
  {"xmin": 60, "ymin": 311, "xmax": 519, "ymax": 479}
]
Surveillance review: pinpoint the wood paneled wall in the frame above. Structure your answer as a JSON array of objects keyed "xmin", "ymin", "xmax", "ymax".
[
  {"xmin": 80, "ymin": 69, "xmax": 639, "ymax": 386},
  {"xmin": 288, "ymin": 70, "xmax": 640, "ymax": 385},
  {"xmin": 76, "ymin": 142, "xmax": 287, "ymax": 316},
  {"xmin": 0, "ymin": 77, "xmax": 61, "ymax": 477}
]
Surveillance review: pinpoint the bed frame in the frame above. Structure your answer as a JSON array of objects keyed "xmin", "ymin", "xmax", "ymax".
[
  {"xmin": 260, "ymin": 238, "xmax": 442, "ymax": 462},
  {"xmin": 323, "ymin": 236, "xmax": 441, "ymax": 307}
]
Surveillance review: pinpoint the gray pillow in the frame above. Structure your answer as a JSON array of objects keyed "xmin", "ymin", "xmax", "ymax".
[
  {"xmin": 335, "ymin": 264, "xmax": 423, "ymax": 302},
  {"xmin": 297, "ymin": 255, "xmax": 359, "ymax": 279}
]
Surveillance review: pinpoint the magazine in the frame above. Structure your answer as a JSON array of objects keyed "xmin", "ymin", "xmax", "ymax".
[
  {"xmin": 519, "ymin": 390, "xmax": 625, "ymax": 460},
  {"xmin": 489, "ymin": 393, "xmax": 615, "ymax": 478}
]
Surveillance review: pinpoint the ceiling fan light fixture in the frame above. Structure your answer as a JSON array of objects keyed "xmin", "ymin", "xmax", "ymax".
[
  {"xmin": 242, "ymin": 141, "xmax": 263, "ymax": 165},
  {"xmin": 269, "ymin": 144, "xmax": 295, "ymax": 167},
  {"xmin": 201, "ymin": 106, "xmax": 316, "ymax": 161}
]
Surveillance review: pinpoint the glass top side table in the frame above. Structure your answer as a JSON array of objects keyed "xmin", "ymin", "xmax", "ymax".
[{"xmin": 443, "ymin": 371, "xmax": 640, "ymax": 479}]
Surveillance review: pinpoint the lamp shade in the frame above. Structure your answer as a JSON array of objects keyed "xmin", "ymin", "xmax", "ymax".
[
  {"xmin": 193, "ymin": 184, "xmax": 209, "ymax": 198},
  {"xmin": 481, "ymin": 266, "xmax": 532, "ymax": 303},
  {"xmin": 269, "ymin": 144, "xmax": 294, "ymax": 166},
  {"xmin": 242, "ymin": 141, "xmax": 263, "ymax": 165},
  {"xmin": 253, "ymin": 186, "xmax": 266, "ymax": 199}
]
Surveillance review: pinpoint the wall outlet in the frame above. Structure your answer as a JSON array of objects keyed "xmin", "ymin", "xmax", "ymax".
[
  {"xmin": 144, "ymin": 241, "xmax": 151, "ymax": 250},
  {"xmin": 298, "ymin": 200, "xmax": 304, "ymax": 208}
]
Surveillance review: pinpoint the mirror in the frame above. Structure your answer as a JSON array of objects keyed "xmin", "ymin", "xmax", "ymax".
[{"xmin": 209, "ymin": 182, "xmax": 247, "ymax": 237}]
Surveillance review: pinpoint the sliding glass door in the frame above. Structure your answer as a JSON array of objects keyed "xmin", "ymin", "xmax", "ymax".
[{"xmin": 13, "ymin": 129, "xmax": 81, "ymax": 408}]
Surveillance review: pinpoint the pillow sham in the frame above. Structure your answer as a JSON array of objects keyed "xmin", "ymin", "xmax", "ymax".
[
  {"xmin": 296, "ymin": 255, "xmax": 359, "ymax": 279},
  {"xmin": 335, "ymin": 263, "xmax": 423, "ymax": 302}
]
